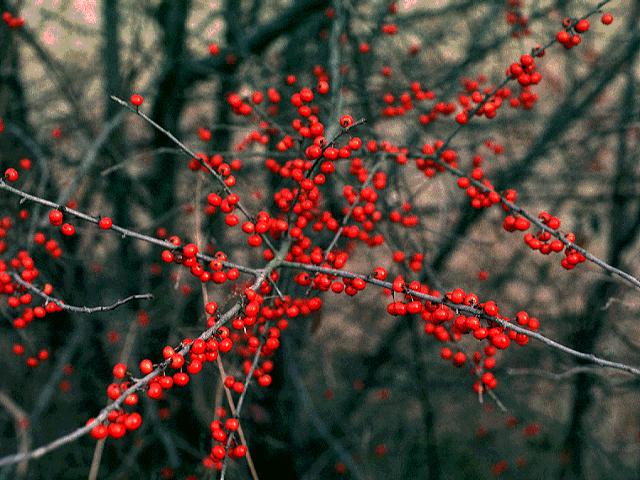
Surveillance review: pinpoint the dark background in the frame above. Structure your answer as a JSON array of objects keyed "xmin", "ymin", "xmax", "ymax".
[{"xmin": 1, "ymin": 0, "xmax": 639, "ymax": 479}]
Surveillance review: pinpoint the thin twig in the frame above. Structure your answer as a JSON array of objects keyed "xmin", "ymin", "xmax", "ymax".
[
  {"xmin": 109, "ymin": 95, "xmax": 278, "ymax": 253},
  {"xmin": 10, "ymin": 273, "xmax": 152, "ymax": 314}
]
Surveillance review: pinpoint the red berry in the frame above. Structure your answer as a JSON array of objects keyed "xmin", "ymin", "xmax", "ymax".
[
  {"xmin": 453, "ymin": 351, "xmax": 467, "ymax": 366},
  {"xmin": 139, "ymin": 359, "xmax": 153, "ymax": 375},
  {"xmin": 4, "ymin": 168, "xmax": 18, "ymax": 182},
  {"xmin": 99, "ymin": 217, "xmax": 113, "ymax": 230},
  {"xmin": 147, "ymin": 382, "xmax": 163, "ymax": 399},
  {"xmin": 483, "ymin": 301, "xmax": 499, "ymax": 316},
  {"xmin": 225, "ymin": 418, "xmax": 239, "ymax": 431},
  {"xmin": 61, "ymin": 223, "xmax": 75, "ymax": 236},
  {"xmin": 211, "ymin": 445, "xmax": 226, "ymax": 459},
  {"xmin": 173, "ymin": 372, "xmax": 190, "ymax": 386},
  {"xmin": 108, "ymin": 423, "xmax": 126, "ymax": 439},
  {"xmin": 339, "ymin": 115, "xmax": 354, "ymax": 128},
  {"xmin": 556, "ymin": 30, "xmax": 571, "ymax": 44},
  {"xmin": 124, "ymin": 412, "xmax": 142, "ymax": 430},
  {"xmin": 601, "ymin": 13, "xmax": 613, "ymax": 25},
  {"xmin": 90, "ymin": 424, "xmax": 108, "ymax": 440},
  {"xmin": 183, "ymin": 243, "xmax": 198, "ymax": 258},
  {"xmin": 574, "ymin": 19, "xmax": 589, "ymax": 33},
  {"xmin": 113, "ymin": 363, "xmax": 127, "ymax": 379},
  {"xmin": 130, "ymin": 94, "xmax": 143, "ymax": 107},
  {"xmin": 49, "ymin": 209, "xmax": 63, "ymax": 226}
]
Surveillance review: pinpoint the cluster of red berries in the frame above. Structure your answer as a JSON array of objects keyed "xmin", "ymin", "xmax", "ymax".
[
  {"xmin": 415, "ymin": 142, "xmax": 458, "ymax": 178},
  {"xmin": 389, "ymin": 251, "xmax": 425, "ymax": 272},
  {"xmin": 502, "ymin": 214, "xmax": 530, "ymax": 233},
  {"xmin": 389, "ymin": 202, "xmax": 419, "ymax": 228},
  {"xmin": 161, "ymin": 242, "xmax": 241, "ymax": 286},
  {"xmin": 11, "ymin": 343, "xmax": 49, "ymax": 368},
  {"xmin": 556, "ymin": 18, "xmax": 591, "ymax": 49},
  {"xmin": 203, "ymin": 408, "xmax": 246, "ymax": 471},
  {"xmin": 48, "ymin": 209, "xmax": 77, "ymax": 236},
  {"xmin": 506, "ymin": 53, "xmax": 542, "ymax": 108},
  {"xmin": 88, "ymin": 410, "xmax": 142, "ymax": 440},
  {"xmin": 33, "ymin": 231, "xmax": 63, "ymax": 258},
  {"xmin": 91, "ymin": 285, "xmax": 317, "ymax": 453},
  {"xmin": 527, "ymin": 212, "xmax": 585, "ymax": 270},
  {"xmin": 238, "ymin": 124, "xmax": 274, "ymax": 151},
  {"xmin": 506, "ymin": 210, "xmax": 586, "ymax": 270},
  {"xmin": 187, "ymin": 152, "xmax": 239, "ymax": 187},
  {"xmin": 448, "ymin": 45, "xmax": 552, "ymax": 127},
  {"xmin": 456, "ymin": 155, "xmax": 504, "ymax": 209},
  {"xmin": 456, "ymin": 84, "xmax": 515, "ymax": 124},
  {"xmin": 0, "ymin": 246, "xmax": 61, "ymax": 367},
  {"xmin": 505, "ymin": 0, "xmax": 530, "ymax": 37},
  {"xmin": 383, "ymin": 276, "xmax": 538, "ymax": 391},
  {"xmin": 3, "ymin": 158, "xmax": 31, "ymax": 184},
  {"xmin": 0, "ymin": 215, "xmax": 11, "ymax": 254},
  {"xmin": 381, "ymin": 81, "xmax": 435, "ymax": 119},
  {"xmin": 2, "ymin": 11, "xmax": 24, "ymax": 28},
  {"xmin": 2, "ymin": 250, "xmax": 64, "ymax": 328}
]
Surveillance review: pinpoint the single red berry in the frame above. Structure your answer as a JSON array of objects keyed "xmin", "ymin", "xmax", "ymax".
[
  {"xmin": 4, "ymin": 168, "xmax": 18, "ymax": 182},
  {"xmin": 453, "ymin": 351, "xmax": 467, "ymax": 366},
  {"xmin": 234, "ymin": 445, "xmax": 247, "ymax": 457},
  {"xmin": 113, "ymin": 363, "xmax": 127, "ymax": 379},
  {"xmin": 139, "ymin": 359, "xmax": 153, "ymax": 375},
  {"xmin": 170, "ymin": 353, "xmax": 185, "ymax": 369},
  {"xmin": 49, "ymin": 209, "xmax": 63, "ymax": 226},
  {"xmin": 339, "ymin": 114, "xmax": 354, "ymax": 128},
  {"xmin": 205, "ymin": 301, "xmax": 218, "ymax": 315},
  {"xmin": 574, "ymin": 19, "xmax": 590, "ymax": 33},
  {"xmin": 173, "ymin": 372, "xmax": 189, "ymax": 386},
  {"xmin": 601, "ymin": 13, "xmax": 613, "ymax": 25},
  {"xmin": 130, "ymin": 94, "xmax": 144, "ymax": 107},
  {"xmin": 183, "ymin": 243, "xmax": 198, "ymax": 258},
  {"xmin": 90, "ymin": 424, "xmax": 108, "ymax": 440},
  {"xmin": 225, "ymin": 418, "xmax": 239, "ymax": 431},
  {"xmin": 147, "ymin": 382, "xmax": 163, "ymax": 399},
  {"xmin": 556, "ymin": 30, "xmax": 571, "ymax": 44},
  {"xmin": 124, "ymin": 412, "xmax": 142, "ymax": 430},
  {"xmin": 108, "ymin": 423, "xmax": 126, "ymax": 439},
  {"xmin": 99, "ymin": 217, "xmax": 113, "ymax": 230},
  {"xmin": 107, "ymin": 383, "xmax": 121, "ymax": 400},
  {"xmin": 211, "ymin": 445, "xmax": 226, "ymax": 459},
  {"xmin": 61, "ymin": 223, "xmax": 75, "ymax": 236}
]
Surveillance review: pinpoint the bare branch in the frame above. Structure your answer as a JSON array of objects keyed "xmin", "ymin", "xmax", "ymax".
[{"xmin": 10, "ymin": 273, "xmax": 152, "ymax": 314}]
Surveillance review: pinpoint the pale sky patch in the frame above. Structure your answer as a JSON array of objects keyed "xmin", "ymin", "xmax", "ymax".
[{"xmin": 73, "ymin": 0, "xmax": 97, "ymax": 24}]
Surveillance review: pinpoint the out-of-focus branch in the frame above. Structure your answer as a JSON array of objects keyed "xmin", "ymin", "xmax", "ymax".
[{"xmin": 0, "ymin": 391, "xmax": 31, "ymax": 478}]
